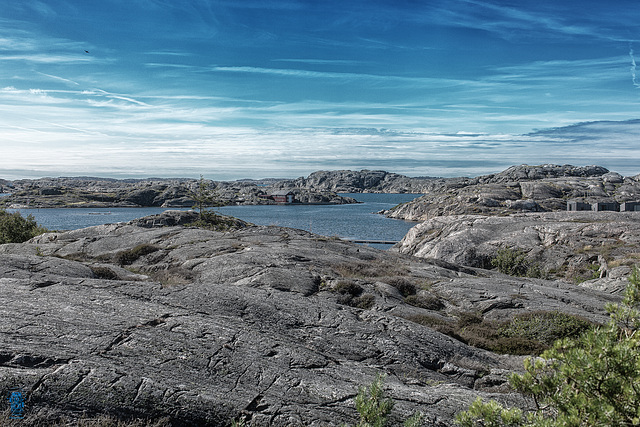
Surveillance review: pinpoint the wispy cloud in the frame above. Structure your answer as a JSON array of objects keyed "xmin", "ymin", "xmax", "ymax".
[
  {"xmin": 630, "ymin": 48, "xmax": 640, "ymax": 88},
  {"xmin": 0, "ymin": 53, "xmax": 92, "ymax": 63},
  {"xmin": 36, "ymin": 72, "xmax": 80, "ymax": 86},
  {"xmin": 272, "ymin": 58, "xmax": 368, "ymax": 66}
]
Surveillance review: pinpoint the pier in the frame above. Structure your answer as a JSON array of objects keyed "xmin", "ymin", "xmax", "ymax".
[{"xmin": 342, "ymin": 239, "xmax": 399, "ymax": 245}]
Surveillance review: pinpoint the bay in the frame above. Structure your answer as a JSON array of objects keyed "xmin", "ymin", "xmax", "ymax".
[{"xmin": 9, "ymin": 193, "xmax": 421, "ymax": 249}]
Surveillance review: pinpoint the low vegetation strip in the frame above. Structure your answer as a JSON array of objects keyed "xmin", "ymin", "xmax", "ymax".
[{"xmin": 407, "ymin": 310, "xmax": 594, "ymax": 356}]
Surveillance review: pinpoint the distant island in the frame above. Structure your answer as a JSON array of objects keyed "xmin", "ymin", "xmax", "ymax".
[{"xmin": 1, "ymin": 165, "xmax": 639, "ymax": 212}]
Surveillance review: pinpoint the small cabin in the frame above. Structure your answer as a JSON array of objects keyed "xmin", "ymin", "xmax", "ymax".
[
  {"xmin": 591, "ymin": 201, "xmax": 620, "ymax": 212},
  {"xmin": 268, "ymin": 191, "xmax": 295, "ymax": 204},
  {"xmin": 272, "ymin": 191, "xmax": 295, "ymax": 204},
  {"xmin": 567, "ymin": 201, "xmax": 591, "ymax": 211},
  {"xmin": 621, "ymin": 202, "xmax": 640, "ymax": 212}
]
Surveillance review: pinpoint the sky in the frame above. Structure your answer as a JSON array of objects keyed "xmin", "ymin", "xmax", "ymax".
[{"xmin": 1, "ymin": 0, "xmax": 640, "ymax": 180}]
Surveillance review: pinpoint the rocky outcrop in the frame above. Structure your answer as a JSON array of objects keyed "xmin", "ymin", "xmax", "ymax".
[
  {"xmin": 0, "ymin": 177, "xmax": 357, "ymax": 209},
  {"xmin": 275, "ymin": 170, "xmax": 434, "ymax": 193},
  {"xmin": 392, "ymin": 211, "xmax": 640, "ymax": 290},
  {"xmin": 387, "ymin": 164, "xmax": 640, "ymax": 221},
  {"xmin": 0, "ymin": 212, "xmax": 620, "ymax": 425}
]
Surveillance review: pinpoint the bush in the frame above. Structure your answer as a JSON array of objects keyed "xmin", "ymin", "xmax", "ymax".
[
  {"xmin": 386, "ymin": 277, "xmax": 416, "ymax": 297},
  {"xmin": 498, "ymin": 311, "xmax": 593, "ymax": 345},
  {"xmin": 334, "ymin": 281, "xmax": 376, "ymax": 309},
  {"xmin": 115, "ymin": 244, "xmax": 159, "ymax": 265},
  {"xmin": 335, "ymin": 261, "xmax": 409, "ymax": 279},
  {"xmin": 90, "ymin": 266, "xmax": 119, "ymax": 280},
  {"xmin": 0, "ymin": 209, "xmax": 48, "ymax": 244},
  {"xmin": 355, "ymin": 374, "xmax": 394, "ymax": 427},
  {"xmin": 354, "ymin": 294, "xmax": 376, "ymax": 309},
  {"xmin": 187, "ymin": 211, "xmax": 246, "ymax": 231},
  {"xmin": 404, "ymin": 295, "xmax": 445, "ymax": 311},
  {"xmin": 456, "ymin": 267, "xmax": 640, "ymax": 426},
  {"xmin": 407, "ymin": 310, "xmax": 594, "ymax": 356},
  {"xmin": 491, "ymin": 248, "xmax": 529, "ymax": 276},
  {"xmin": 334, "ymin": 280, "xmax": 364, "ymax": 297}
]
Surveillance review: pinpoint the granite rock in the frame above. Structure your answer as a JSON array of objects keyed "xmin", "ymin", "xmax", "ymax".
[{"xmin": 0, "ymin": 213, "xmax": 621, "ymax": 425}]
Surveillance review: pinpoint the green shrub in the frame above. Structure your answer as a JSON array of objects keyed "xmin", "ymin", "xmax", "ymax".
[
  {"xmin": 187, "ymin": 211, "xmax": 246, "ymax": 231},
  {"xmin": 407, "ymin": 310, "xmax": 594, "ymax": 356},
  {"xmin": 348, "ymin": 375, "xmax": 425, "ymax": 427},
  {"xmin": 407, "ymin": 314, "xmax": 465, "ymax": 342},
  {"xmin": 491, "ymin": 248, "xmax": 546, "ymax": 278},
  {"xmin": 498, "ymin": 311, "xmax": 592, "ymax": 344},
  {"xmin": 333, "ymin": 282, "xmax": 375, "ymax": 309},
  {"xmin": 456, "ymin": 267, "xmax": 640, "ymax": 426},
  {"xmin": 334, "ymin": 280, "xmax": 364, "ymax": 296},
  {"xmin": 354, "ymin": 294, "xmax": 376, "ymax": 309},
  {"xmin": 355, "ymin": 374, "xmax": 395, "ymax": 427},
  {"xmin": 0, "ymin": 209, "xmax": 48, "ymax": 244},
  {"xmin": 115, "ymin": 244, "xmax": 159, "ymax": 265},
  {"xmin": 335, "ymin": 261, "xmax": 409, "ymax": 279},
  {"xmin": 491, "ymin": 248, "xmax": 529, "ymax": 276}
]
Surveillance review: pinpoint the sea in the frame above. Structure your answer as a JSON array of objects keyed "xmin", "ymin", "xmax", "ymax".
[{"xmin": 4, "ymin": 193, "xmax": 421, "ymax": 249}]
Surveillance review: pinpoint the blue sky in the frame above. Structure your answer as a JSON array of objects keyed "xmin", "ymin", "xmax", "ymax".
[{"xmin": 1, "ymin": 0, "xmax": 640, "ymax": 180}]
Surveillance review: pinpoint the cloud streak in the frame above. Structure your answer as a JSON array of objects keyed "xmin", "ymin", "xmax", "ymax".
[{"xmin": 630, "ymin": 48, "xmax": 640, "ymax": 88}]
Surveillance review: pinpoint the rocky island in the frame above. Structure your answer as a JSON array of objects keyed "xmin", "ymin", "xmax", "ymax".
[
  {"xmin": 0, "ymin": 177, "xmax": 358, "ymax": 209},
  {"xmin": 386, "ymin": 164, "xmax": 640, "ymax": 220}
]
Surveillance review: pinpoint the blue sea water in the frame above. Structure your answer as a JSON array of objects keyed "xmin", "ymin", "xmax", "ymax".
[{"xmin": 7, "ymin": 193, "xmax": 421, "ymax": 249}]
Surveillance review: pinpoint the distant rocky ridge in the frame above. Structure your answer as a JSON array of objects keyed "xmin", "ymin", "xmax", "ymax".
[
  {"xmin": 271, "ymin": 170, "xmax": 436, "ymax": 193},
  {"xmin": 0, "ymin": 177, "xmax": 358, "ymax": 209},
  {"xmin": 386, "ymin": 164, "xmax": 640, "ymax": 221},
  {"xmin": 5, "ymin": 164, "xmax": 635, "ymax": 212},
  {"xmin": 0, "ymin": 210, "xmax": 620, "ymax": 425}
]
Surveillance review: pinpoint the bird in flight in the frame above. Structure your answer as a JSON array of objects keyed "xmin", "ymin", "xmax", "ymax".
[{"xmin": 84, "ymin": 50, "xmax": 90, "ymax": 54}]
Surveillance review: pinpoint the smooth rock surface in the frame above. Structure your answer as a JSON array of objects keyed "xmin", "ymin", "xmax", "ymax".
[
  {"xmin": 393, "ymin": 212, "xmax": 640, "ymax": 288},
  {"xmin": 0, "ymin": 213, "xmax": 621, "ymax": 425}
]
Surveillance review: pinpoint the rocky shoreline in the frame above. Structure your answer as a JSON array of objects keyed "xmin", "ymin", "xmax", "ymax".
[{"xmin": 0, "ymin": 210, "xmax": 623, "ymax": 425}]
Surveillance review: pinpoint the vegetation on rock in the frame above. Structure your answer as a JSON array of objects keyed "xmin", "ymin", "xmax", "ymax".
[
  {"xmin": 114, "ymin": 243, "xmax": 160, "ymax": 265},
  {"xmin": 491, "ymin": 248, "xmax": 545, "ymax": 278},
  {"xmin": 188, "ymin": 175, "xmax": 221, "ymax": 218},
  {"xmin": 0, "ymin": 208, "xmax": 48, "ymax": 244},
  {"xmin": 456, "ymin": 267, "xmax": 640, "ymax": 426},
  {"xmin": 408, "ymin": 310, "xmax": 594, "ymax": 356}
]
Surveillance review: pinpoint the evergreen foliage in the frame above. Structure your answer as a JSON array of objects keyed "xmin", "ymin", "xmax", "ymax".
[
  {"xmin": 354, "ymin": 374, "xmax": 395, "ymax": 427},
  {"xmin": 188, "ymin": 175, "xmax": 220, "ymax": 219},
  {"xmin": 0, "ymin": 209, "xmax": 48, "ymax": 244}
]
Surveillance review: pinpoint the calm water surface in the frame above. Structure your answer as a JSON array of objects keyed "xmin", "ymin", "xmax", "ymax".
[{"xmin": 9, "ymin": 193, "xmax": 421, "ymax": 249}]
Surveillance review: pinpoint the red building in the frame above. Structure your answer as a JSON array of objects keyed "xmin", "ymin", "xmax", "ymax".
[{"xmin": 271, "ymin": 191, "xmax": 295, "ymax": 204}]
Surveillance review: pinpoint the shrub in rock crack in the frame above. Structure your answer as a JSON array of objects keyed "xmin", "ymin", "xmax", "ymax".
[
  {"xmin": 491, "ymin": 248, "xmax": 546, "ymax": 278},
  {"xmin": 0, "ymin": 209, "xmax": 48, "ymax": 244},
  {"xmin": 334, "ymin": 280, "xmax": 364, "ymax": 297},
  {"xmin": 115, "ymin": 244, "xmax": 159, "ymax": 265},
  {"xmin": 386, "ymin": 277, "xmax": 416, "ymax": 297},
  {"xmin": 404, "ymin": 295, "xmax": 445, "ymax": 311}
]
